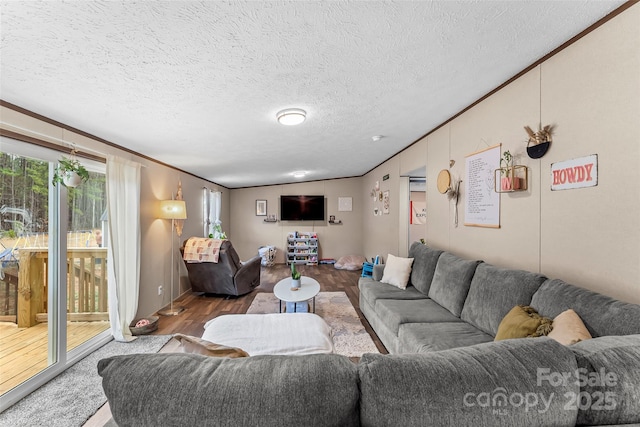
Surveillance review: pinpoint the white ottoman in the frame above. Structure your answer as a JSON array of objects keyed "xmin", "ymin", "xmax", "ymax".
[{"xmin": 202, "ymin": 313, "xmax": 334, "ymax": 356}]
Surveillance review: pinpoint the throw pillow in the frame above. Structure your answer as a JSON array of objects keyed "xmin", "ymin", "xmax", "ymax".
[
  {"xmin": 380, "ymin": 254, "xmax": 414, "ymax": 290},
  {"xmin": 547, "ymin": 309, "xmax": 592, "ymax": 345},
  {"xmin": 494, "ymin": 305, "xmax": 553, "ymax": 341},
  {"xmin": 173, "ymin": 333, "xmax": 249, "ymax": 358}
]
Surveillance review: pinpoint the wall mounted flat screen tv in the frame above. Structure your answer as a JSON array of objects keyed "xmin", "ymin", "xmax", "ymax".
[{"xmin": 280, "ymin": 195, "xmax": 325, "ymax": 221}]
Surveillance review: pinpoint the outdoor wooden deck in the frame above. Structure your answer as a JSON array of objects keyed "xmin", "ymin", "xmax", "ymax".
[{"xmin": 0, "ymin": 320, "xmax": 110, "ymax": 395}]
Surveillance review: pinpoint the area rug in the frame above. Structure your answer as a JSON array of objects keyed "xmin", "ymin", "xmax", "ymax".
[
  {"xmin": 0, "ymin": 335, "xmax": 171, "ymax": 427},
  {"xmin": 247, "ymin": 291, "xmax": 379, "ymax": 357}
]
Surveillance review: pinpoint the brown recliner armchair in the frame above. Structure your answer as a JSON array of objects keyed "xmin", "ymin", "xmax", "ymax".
[{"xmin": 181, "ymin": 240, "xmax": 261, "ymax": 296}]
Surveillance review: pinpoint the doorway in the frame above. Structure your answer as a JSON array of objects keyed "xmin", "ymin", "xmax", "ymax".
[{"xmin": 400, "ymin": 166, "xmax": 426, "ymax": 255}]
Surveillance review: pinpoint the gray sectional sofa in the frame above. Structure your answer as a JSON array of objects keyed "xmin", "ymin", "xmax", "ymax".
[
  {"xmin": 100, "ymin": 336, "xmax": 640, "ymax": 426},
  {"xmin": 359, "ymin": 241, "xmax": 640, "ymax": 354},
  {"xmin": 98, "ymin": 242, "xmax": 640, "ymax": 426}
]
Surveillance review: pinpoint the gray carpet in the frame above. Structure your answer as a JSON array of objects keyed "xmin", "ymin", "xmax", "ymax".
[{"xmin": 0, "ymin": 335, "xmax": 171, "ymax": 427}]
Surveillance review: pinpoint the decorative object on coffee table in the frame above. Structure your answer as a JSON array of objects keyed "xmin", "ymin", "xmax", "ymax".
[
  {"xmin": 290, "ymin": 263, "xmax": 301, "ymax": 290},
  {"xmin": 274, "ymin": 276, "xmax": 320, "ymax": 313}
]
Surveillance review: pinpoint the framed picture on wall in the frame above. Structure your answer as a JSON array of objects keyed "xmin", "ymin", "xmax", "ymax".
[
  {"xmin": 256, "ymin": 200, "xmax": 267, "ymax": 216},
  {"xmin": 338, "ymin": 196, "xmax": 352, "ymax": 212},
  {"xmin": 382, "ymin": 191, "xmax": 390, "ymax": 214}
]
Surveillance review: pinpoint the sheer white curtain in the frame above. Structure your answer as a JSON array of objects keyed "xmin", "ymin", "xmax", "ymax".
[
  {"xmin": 106, "ymin": 155, "xmax": 141, "ymax": 342},
  {"xmin": 208, "ymin": 190, "xmax": 224, "ymax": 238}
]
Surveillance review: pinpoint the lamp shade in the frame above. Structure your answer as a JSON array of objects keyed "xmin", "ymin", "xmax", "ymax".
[{"xmin": 159, "ymin": 200, "xmax": 187, "ymax": 220}]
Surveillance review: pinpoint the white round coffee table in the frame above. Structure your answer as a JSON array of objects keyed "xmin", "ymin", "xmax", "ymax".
[{"xmin": 273, "ymin": 276, "xmax": 320, "ymax": 313}]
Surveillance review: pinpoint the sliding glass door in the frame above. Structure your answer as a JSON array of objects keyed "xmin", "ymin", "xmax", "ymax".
[
  {"xmin": 0, "ymin": 149, "xmax": 54, "ymax": 395},
  {"xmin": 0, "ymin": 138, "xmax": 110, "ymax": 411},
  {"xmin": 65, "ymin": 166, "xmax": 110, "ymax": 351}
]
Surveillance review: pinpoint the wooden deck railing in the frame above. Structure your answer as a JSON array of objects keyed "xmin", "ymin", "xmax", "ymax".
[{"xmin": 17, "ymin": 248, "xmax": 108, "ymax": 327}]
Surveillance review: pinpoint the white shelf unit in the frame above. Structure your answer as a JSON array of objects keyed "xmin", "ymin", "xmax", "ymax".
[{"xmin": 286, "ymin": 232, "xmax": 319, "ymax": 266}]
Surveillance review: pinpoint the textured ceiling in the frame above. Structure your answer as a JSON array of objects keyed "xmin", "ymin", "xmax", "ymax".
[{"xmin": 0, "ymin": 1, "xmax": 625, "ymax": 188}]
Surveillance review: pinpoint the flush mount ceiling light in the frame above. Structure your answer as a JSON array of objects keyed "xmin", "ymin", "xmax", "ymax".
[
  {"xmin": 277, "ymin": 108, "xmax": 306, "ymax": 126},
  {"xmin": 292, "ymin": 170, "xmax": 307, "ymax": 178}
]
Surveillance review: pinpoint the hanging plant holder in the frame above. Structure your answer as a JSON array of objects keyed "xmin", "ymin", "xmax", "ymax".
[
  {"xmin": 62, "ymin": 170, "xmax": 84, "ymax": 188},
  {"xmin": 527, "ymin": 140, "xmax": 550, "ymax": 159},
  {"xmin": 52, "ymin": 155, "xmax": 90, "ymax": 187},
  {"xmin": 525, "ymin": 124, "xmax": 553, "ymax": 159},
  {"xmin": 495, "ymin": 150, "xmax": 528, "ymax": 193}
]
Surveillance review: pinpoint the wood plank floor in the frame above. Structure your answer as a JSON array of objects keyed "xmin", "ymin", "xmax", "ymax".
[
  {"xmin": 84, "ymin": 264, "xmax": 387, "ymax": 427},
  {"xmin": 0, "ymin": 321, "xmax": 110, "ymax": 395}
]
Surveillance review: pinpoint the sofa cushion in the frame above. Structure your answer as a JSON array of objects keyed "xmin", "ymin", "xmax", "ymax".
[
  {"xmin": 359, "ymin": 280, "xmax": 428, "ymax": 310},
  {"xmin": 407, "ymin": 242, "xmax": 443, "ymax": 295},
  {"xmin": 460, "ymin": 263, "xmax": 546, "ymax": 336},
  {"xmin": 494, "ymin": 305, "xmax": 552, "ymax": 341},
  {"xmin": 99, "ymin": 353, "xmax": 360, "ymax": 427},
  {"xmin": 397, "ymin": 322, "xmax": 493, "ymax": 353},
  {"xmin": 547, "ymin": 309, "xmax": 592, "ymax": 345},
  {"xmin": 359, "ymin": 338, "xmax": 578, "ymax": 427},
  {"xmin": 427, "ymin": 252, "xmax": 480, "ymax": 316},
  {"xmin": 375, "ymin": 299, "xmax": 463, "ymax": 335},
  {"xmin": 359, "ymin": 295, "xmax": 402, "ymax": 354},
  {"xmin": 380, "ymin": 254, "xmax": 414, "ymax": 289},
  {"xmin": 530, "ymin": 279, "xmax": 640, "ymax": 337},
  {"xmin": 570, "ymin": 335, "xmax": 640, "ymax": 425}
]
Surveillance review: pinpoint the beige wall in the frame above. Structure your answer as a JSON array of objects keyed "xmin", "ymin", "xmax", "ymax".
[
  {"xmin": 229, "ymin": 177, "xmax": 363, "ymax": 264},
  {"xmin": 0, "ymin": 105, "xmax": 229, "ymax": 318},
  {"xmin": 538, "ymin": 6, "xmax": 640, "ymax": 302},
  {"xmin": 139, "ymin": 167, "xmax": 228, "ymax": 318},
  {"xmin": 361, "ymin": 157, "xmax": 405, "ymax": 260},
  {"xmin": 365, "ymin": 4, "xmax": 640, "ymax": 304}
]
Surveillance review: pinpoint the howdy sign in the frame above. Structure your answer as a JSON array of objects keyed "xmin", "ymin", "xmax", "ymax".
[{"xmin": 551, "ymin": 154, "xmax": 598, "ymax": 191}]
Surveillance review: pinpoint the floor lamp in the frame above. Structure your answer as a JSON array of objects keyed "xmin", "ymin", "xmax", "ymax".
[{"xmin": 158, "ymin": 199, "xmax": 187, "ymax": 316}]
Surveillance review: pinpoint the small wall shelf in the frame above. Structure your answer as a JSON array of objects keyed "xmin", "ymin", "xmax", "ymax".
[
  {"xmin": 328, "ymin": 219, "xmax": 342, "ymax": 225},
  {"xmin": 494, "ymin": 165, "xmax": 528, "ymax": 193},
  {"xmin": 263, "ymin": 218, "xmax": 278, "ymax": 223}
]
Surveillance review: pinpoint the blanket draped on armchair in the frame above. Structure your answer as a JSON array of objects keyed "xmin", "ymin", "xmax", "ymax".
[{"xmin": 183, "ymin": 237, "xmax": 224, "ymax": 263}]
